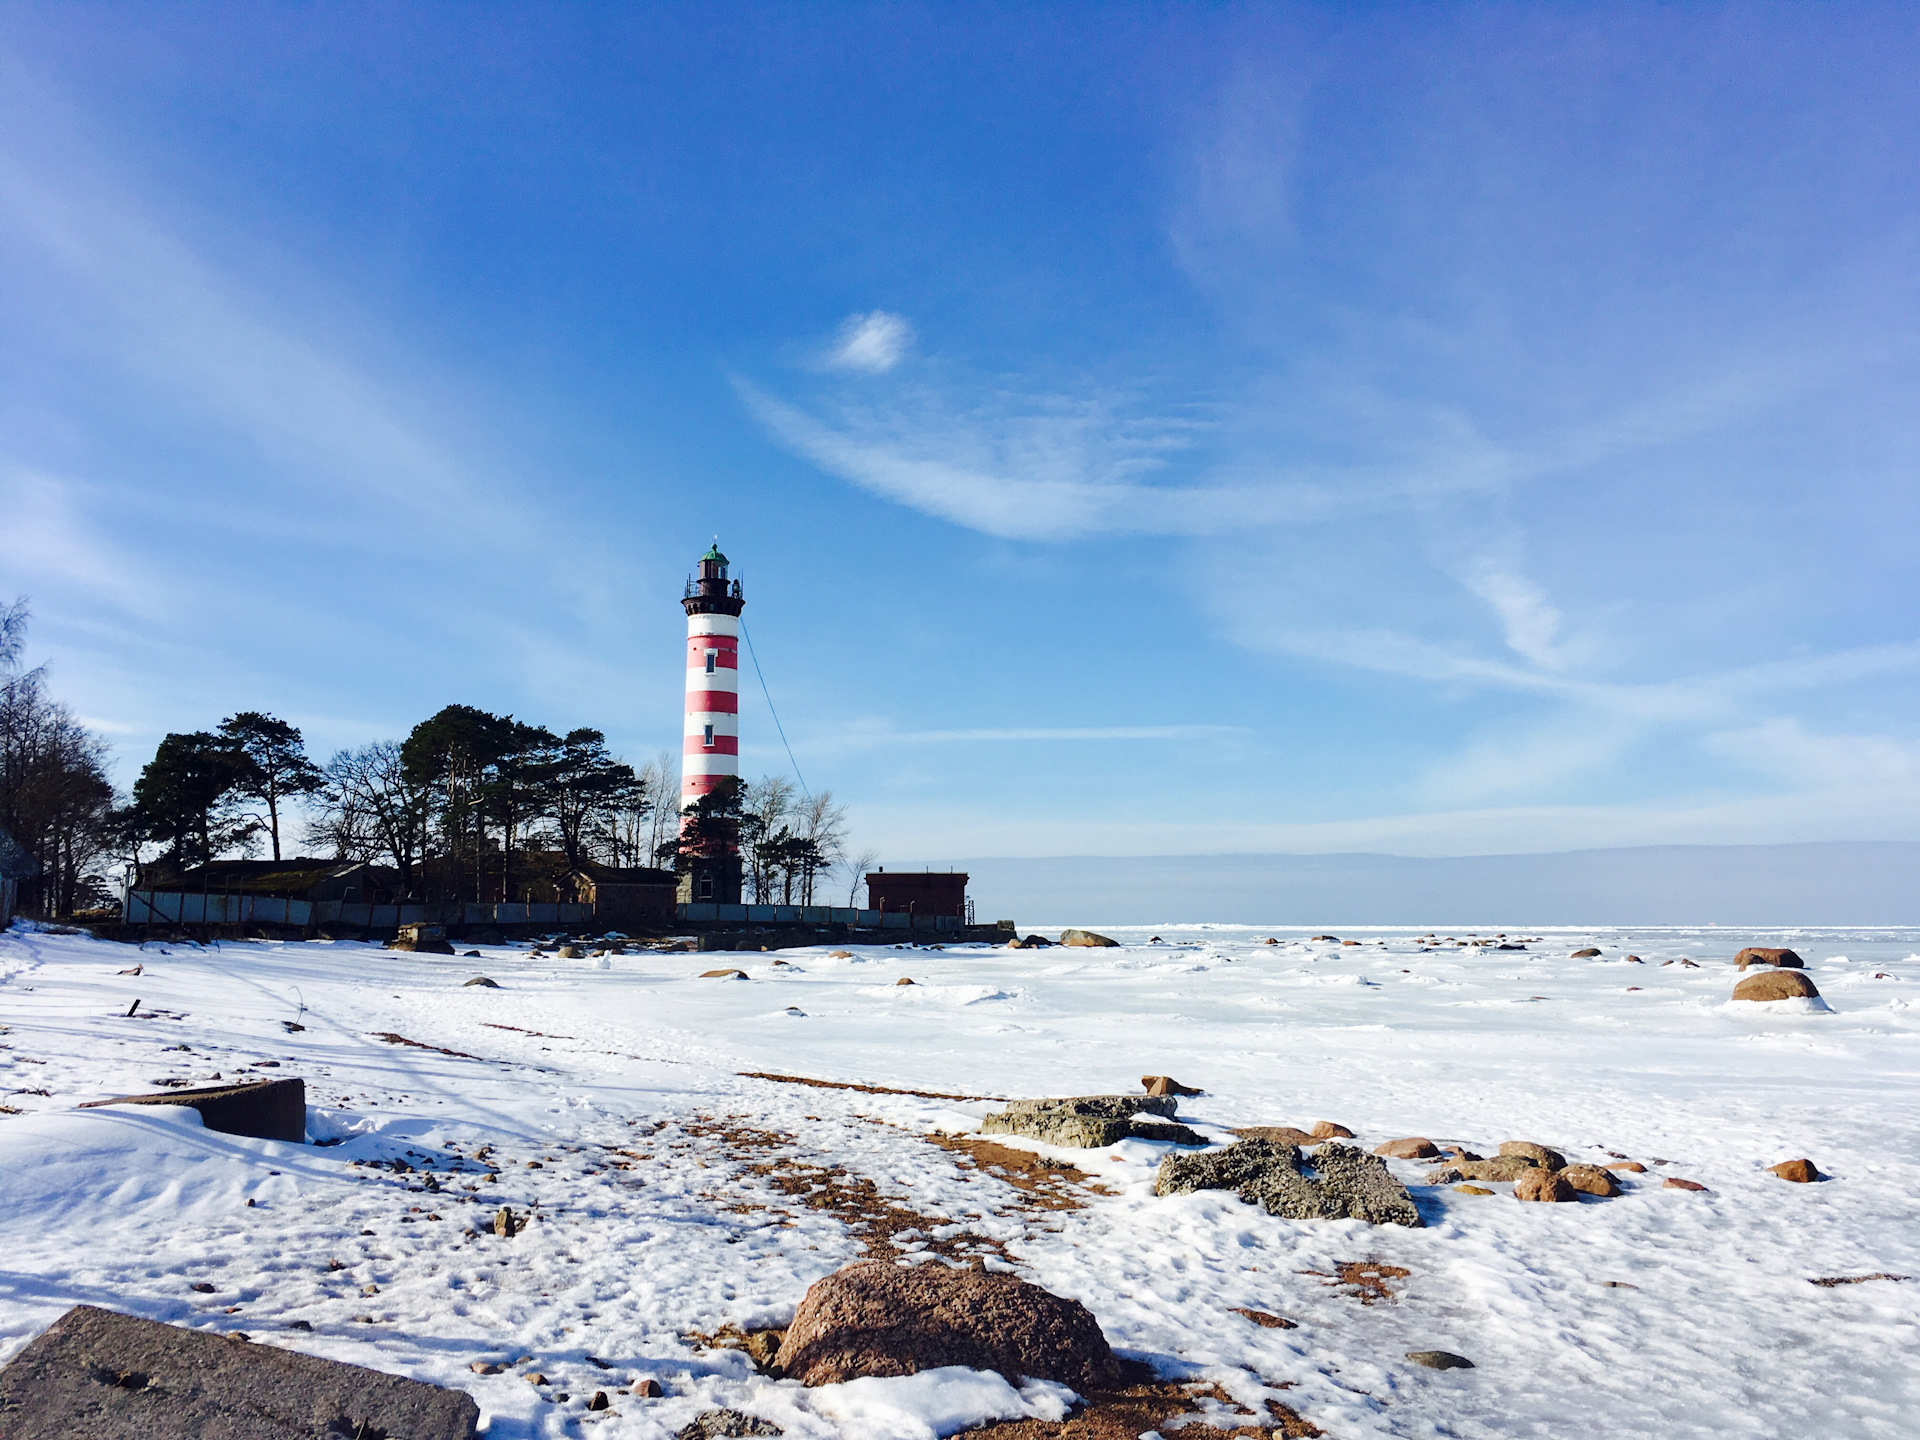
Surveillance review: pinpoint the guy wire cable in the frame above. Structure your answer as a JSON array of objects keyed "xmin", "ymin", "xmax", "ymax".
[{"xmin": 739, "ymin": 617, "xmax": 810, "ymax": 798}]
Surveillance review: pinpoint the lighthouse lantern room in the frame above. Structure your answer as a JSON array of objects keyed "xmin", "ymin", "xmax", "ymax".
[{"xmin": 680, "ymin": 543, "xmax": 746, "ymax": 905}]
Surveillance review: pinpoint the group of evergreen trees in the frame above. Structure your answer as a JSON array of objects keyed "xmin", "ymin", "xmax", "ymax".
[{"xmin": 0, "ymin": 595, "xmax": 871, "ymax": 917}]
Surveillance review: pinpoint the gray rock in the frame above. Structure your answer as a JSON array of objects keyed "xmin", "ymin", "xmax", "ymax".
[
  {"xmin": 1311, "ymin": 1143, "xmax": 1423, "ymax": 1226},
  {"xmin": 1406, "ymin": 1350, "xmax": 1474, "ymax": 1370},
  {"xmin": 0, "ymin": 1304, "xmax": 478, "ymax": 1438},
  {"xmin": 1155, "ymin": 1138, "xmax": 1421, "ymax": 1226},
  {"xmin": 1059, "ymin": 929, "xmax": 1119, "ymax": 946},
  {"xmin": 1125, "ymin": 1119, "xmax": 1209, "ymax": 1146},
  {"xmin": 463, "ymin": 976, "xmax": 500, "ymax": 988},
  {"xmin": 982, "ymin": 1093, "xmax": 1187, "ymax": 1148},
  {"xmin": 677, "ymin": 1409, "xmax": 783, "ymax": 1439},
  {"xmin": 996, "ymin": 1094, "xmax": 1178, "ymax": 1120},
  {"xmin": 1157, "ymin": 1137, "xmax": 1299, "ymax": 1196}
]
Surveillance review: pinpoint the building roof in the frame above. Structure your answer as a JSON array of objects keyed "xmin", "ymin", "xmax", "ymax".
[
  {"xmin": 159, "ymin": 859, "xmax": 380, "ymax": 896},
  {"xmin": 571, "ymin": 863, "xmax": 678, "ymax": 886}
]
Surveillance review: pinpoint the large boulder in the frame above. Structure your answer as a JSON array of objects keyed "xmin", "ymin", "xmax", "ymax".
[
  {"xmin": 1425, "ymin": 1156, "xmax": 1538, "ymax": 1184},
  {"xmin": 1059, "ymin": 929, "xmax": 1119, "ymax": 947},
  {"xmin": 1498, "ymin": 1141, "xmax": 1566, "ymax": 1171},
  {"xmin": 0, "ymin": 1305, "xmax": 478, "ymax": 1439},
  {"xmin": 980, "ymin": 1094, "xmax": 1201, "ymax": 1148},
  {"xmin": 1374, "ymin": 1137, "xmax": 1440, "ymax": 1160},
  {"xmin": 78, "ymin": 1078, "xmax": 306, "ymax": 1144},
  {"xmin": 1734, "ymin": 948, "xmax": 1805, "ymax": 971},
  {"xmin": 1156, "ymin": 1138, "xmax": 1421, "ymax": 1227},
  {"xmin": 1732, "ymin": 970, "xmax": 1822, "ymax": 1002},
  {"xmin": 1232, "ymin": 1125, "xmax": 1317, "ymax": 1145},
  {"xmin": 1514, "ymin": 1168, "xmax": 1576, "ymax": 1203},
  {"xmin": 772, "ymin": 1260, "xmax": 1120, "ymax": 1390},
  {"xmin": 1768, "ymin": 1158, "xmax": 1821, "ymax": 1183},
  {"xmin": 1559, "ymin": 1164, "xmax": 1621, "ymax": 1197}
]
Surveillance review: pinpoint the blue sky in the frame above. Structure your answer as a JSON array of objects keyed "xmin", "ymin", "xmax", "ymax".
[{"xmin": 3, "ymin": 2, "xmax": 1918, "ymax": 864}]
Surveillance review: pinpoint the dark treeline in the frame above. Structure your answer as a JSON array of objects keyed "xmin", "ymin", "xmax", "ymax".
[
  {"xmin": 138, "ymin": 705, "xmax": 669, "ymax": 904},
  {"xmin": 1, "ymin": 596, "xmax": 868, "ymax": 918},
  {"xmin": 0, "ymin": 600, "xmax": 119, "ymax": 914}
]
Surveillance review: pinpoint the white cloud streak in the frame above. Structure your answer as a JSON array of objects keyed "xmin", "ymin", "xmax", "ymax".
[{"xmin": 824, "ymin": 311, "xmax": 915, "ymax": 373}]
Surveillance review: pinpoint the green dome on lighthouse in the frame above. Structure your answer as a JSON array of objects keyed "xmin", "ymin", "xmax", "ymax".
[{"xmin": 702, "ymin": 542, "xmax": 729, "ymax": 566}]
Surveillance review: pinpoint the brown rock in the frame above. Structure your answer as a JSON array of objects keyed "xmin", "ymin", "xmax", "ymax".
[
  {"xmin": 1374, "ymin": 1137, "xmax": 1440, "ymax": 1160},
  {"xmin": 492, "ymin": 1208, "xmax": 518, "ymax": 1239},
  {"xmin": 1232, "ymin": 1126, "xmax": 1317, "ymax": 1145},
  {"xmin": 700, "ymin": 968, "xmax": 750, "ymax": 980},
  {"xmin": 1341, "ymin": 940, "xmax": 1361, "ymax": 946},
  {"xmin": 1560, "ymin": 1164, "xmax": 1621, "ymax": 1197},
  {"xmin": 1664, "ymin": 1177, "xmax": 1708, "ymax": 1192},
  {"xmin": 1310, "ymin": 935, "xmax": 1339, "ymax": 942},
  {"xmin": 1734, "ymin": 947, "xmax": 1805, "ymax": 971},
  {"xmin": 772, "ymin": 1259, "xmax": 1121, "ymax": 1389},
  {"xmin": 1228, "ymin": 1307, "xmax": 1296, "ymax": 1329},
  {"xmin": 1498, "ymin": 1140, "xmax": 1567, "ymax": 1171},
  {"xmin": 1514, "ymin": 1169, "xmax": 1576, "ymax": 1202},
  {"xmin": 895, "ymin": 978, "xmax": 915, "ymax": 986},
  {"xmin": 588, "ymin": 1391, "xmax": 610, "ymax": 1411},
  {"xmin": 1607, "ymin": 1161, "xmax": 1648, "ymax": 1173},
  {"xmin": 633, "ymin": 1378, "xmax": 665, "ymax": 1397},
  {"xmin": 1732, "ymin": 969, "xmax": 1821, "ymax": 1002},
  {"xmin": 1454, "ymin": 1184, "xmax": 1494, "ymax": 1195},
  {"xmin": 1142, "ymin": 1075, "xmax": 1203, "ymax": 1097},
  {"xmin": 1059, "ymin": 929, "xmax": 1119, "ymax": 947},
  {"xmin": 470, "ymin": 1361, "xmax": 503, "ymax": 1375},
  {"xmin": 1448, "ymin": 1157, "xmax": 1539, "ymax": 1183},
  {"xmin": 1571, "ymin": 947, "xmax": 1602, "ymax": 957},
  {"xmin": 1768, "ymin": 1158, "xmax": 1820, "ymax": 1183},
  {"xmin": 1310, "ymin": 1121, "xmax": 1355, "ymax": 1139}
]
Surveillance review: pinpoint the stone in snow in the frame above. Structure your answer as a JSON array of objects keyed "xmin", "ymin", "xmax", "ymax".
[
  {"xmin": 1734, "ymin": 947, "xmax": 1805, "ymax": 970},
  {"xmin": 1513, "ymin": 1168, "xmax": 1576, "ymax": 1202},
  {"xmin": 1407, "ymin": 1350, "xmax": 1475, "ymax": 1370},
  {"xmin": 1059, "ymin": 929, "xmax": 1119, "ymax": 947},
  {"xmin": 773, "ymin": 1258, "xmax": 1122, "ymax": 1390},
  {"xmin": 1769, "ymin": 1158, "xmax": 1821, "ymax": 1183},
  {"xmin": 1374, "ymin": 1137, "xmax": 1441, "ymax": 1160},
  {"xmin": 1732, "ymin": 970, "xmax": 1822, "ymax": 1002},
  {"xmin": 1498, "ymin": 1140, "xmax": 1567, "ymax": 1171}
]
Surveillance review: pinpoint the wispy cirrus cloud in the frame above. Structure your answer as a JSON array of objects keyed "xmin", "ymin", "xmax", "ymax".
[{"xmin": 823, "ymin": 311, "xmax": 915, "ymax": 373}]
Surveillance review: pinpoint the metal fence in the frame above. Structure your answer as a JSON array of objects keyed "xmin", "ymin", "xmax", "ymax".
[
  {"xmin": 124, "ymin": 892, "xmax": 595, "ymax": 928},
  {"xmin": 675, "ymin": 903, "xmax": 962, "ymax": 930}
]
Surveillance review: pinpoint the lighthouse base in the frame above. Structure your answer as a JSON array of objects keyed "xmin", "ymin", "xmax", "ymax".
[{"xmin": 677, "ymin": 855, "xmax": 743, "ymax": 908}]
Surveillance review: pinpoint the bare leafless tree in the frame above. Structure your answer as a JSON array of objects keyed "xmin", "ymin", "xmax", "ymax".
[
  {"xmin": 0, "ymin": 602, "xmax": 120, "ymax": 916},
  {"xmin": 841, "ymin": 845, "xmax": 880, "ymax": 908},
  {"xmin": 308, "ymin": 742, "xmax": 431, "ymax": 895}
]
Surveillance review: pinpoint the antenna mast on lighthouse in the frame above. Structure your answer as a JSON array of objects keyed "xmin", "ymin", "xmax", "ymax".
[{"xmin": 679, "ymin": 541, "xmax": 745, "ymax": 905}]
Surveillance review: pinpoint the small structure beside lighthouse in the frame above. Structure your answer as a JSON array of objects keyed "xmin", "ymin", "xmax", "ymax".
[{"xmin": 679, "ymin": 542, "xmax": 745, "ymax": 904}]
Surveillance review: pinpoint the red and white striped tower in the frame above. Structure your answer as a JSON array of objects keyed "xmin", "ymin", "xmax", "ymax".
[{"xmin": 680, "ymin": 542, "xmax": 745, "ymax": 903}]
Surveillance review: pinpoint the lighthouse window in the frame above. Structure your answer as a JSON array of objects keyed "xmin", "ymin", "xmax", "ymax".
[
  {"xmin": 703, "ymin": 724, "xmax": 715, "ymax": 747},
  {"xmin": 705, "ymin": 651, "xmax": 717, "ymax": 674}
]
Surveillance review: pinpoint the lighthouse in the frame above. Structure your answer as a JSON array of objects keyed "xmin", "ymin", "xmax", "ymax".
[{"xmin": 680, "ymin": 542, "xmax": 745, "ymax": 904}]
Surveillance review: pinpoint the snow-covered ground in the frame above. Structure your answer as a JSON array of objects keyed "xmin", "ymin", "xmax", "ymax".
[{"xmin": 2, "ymin": 921, "xmax": 1917, "ymax": 1439}]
